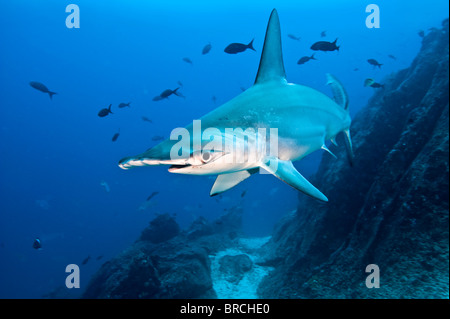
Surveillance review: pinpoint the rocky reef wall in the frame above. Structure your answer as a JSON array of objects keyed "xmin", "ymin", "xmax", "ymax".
[{"xmin": 258, "ymin": 20, "xmax": 449, "ymax": 299}]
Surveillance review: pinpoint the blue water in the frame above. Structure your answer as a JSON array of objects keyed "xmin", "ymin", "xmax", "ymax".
[{"xmin": 0, "ymin": 0, "xmax": 447, "ymax": 298}]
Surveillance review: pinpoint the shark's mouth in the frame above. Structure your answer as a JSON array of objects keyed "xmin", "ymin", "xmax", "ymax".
[{"xmin": 168, "ymin": 164, "xmax": 190, "ymax": 172}]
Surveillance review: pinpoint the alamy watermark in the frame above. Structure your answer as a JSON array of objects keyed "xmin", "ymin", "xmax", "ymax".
[
  {"xmin": 365, "ymin": 264, "xmax": 380, "ymax": 288},
  {"xmin": 168, "ymin": 120, "xmax": 279, "ymax": 173}
]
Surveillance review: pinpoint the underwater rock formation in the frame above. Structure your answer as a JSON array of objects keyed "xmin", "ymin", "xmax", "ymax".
[
  {"xmin": 258, "ymin": 20, "xmax": 449, "ymax": 299},
  {"xmin": 82, "ymin": 209, "xmax": 244, "ymax": 299},
  {"xmin": 139, "ymin": 213, "xmax": 180, "ymax": 243}
]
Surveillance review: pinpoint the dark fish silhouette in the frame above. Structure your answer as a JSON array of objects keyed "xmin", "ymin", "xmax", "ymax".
[
  {"xmin": 418, "ymin": 30, "xmax": 425, "ymax": 38},
  {"xmin": 288, "ymin": 34, "xmax": 300, "ymax": 41},
  {"xmin": 82, "ymin": 255, "xmax": 91, "ymax": 265},
  {"xmin": 33, "ymin": 238, "xmax": 42, "ymax": 250},
  {"xmin": 367, "ymin": 59, "xmax": 382, "ymax": 68},
  {"xmin": 29, "ymin": 81, "xmax": 57, "ymax": 100},
  {"xmin": 118, "ymin": 102, "xmax": 131, "ymax": 108},
  {"xmin": 98, "ymin": 104, "xmax": 113, "ymax": 117},
  {"xmin": 96, "ymin": 255, "xmax": 103, "ymax": 260},
  {"xmin": 241, "ymin": 190, "xmax": 247, "ymax": 197},
  {"xmin": 224, "ymin": 39, "xmax": 255, "ymax": 54},
  {"xmin": 202, "ymin": 43, "xmax": 212, "ymax": 55},
  {"xmin": 353, "ymin": 68, "xmax": 359, "ymax": 71},
  {"xmin": 311, "ymin": 39, "xmax": 339, "ymax": 52},
  {"xmin": 297, "ymin": 54, "xmax": 317, "ymax": 65},
  {"xmin": 388, "ymin": 54, "xmax": 397, "ymax": 60},
  {"xmin": 364, "ymin": 78, "xmax": 384, "ymax": 89},
  {"xmin": 177, "ymin": 81, "xmax": 183, "ymax": 87},
  {"xmin": 182, "ymin": 57, "xmax": 193, "ymax": 65},
  {"xmin": 160, "ymin": 88, "xmax": 179, "ymax": 98},
  {"xmin": 212, "ymin": 96, "xmax": 217, "ymax": 104},
  {"xmin": 146, "ymin": 191, "xmax": 159, "ymax": 201},
  {"xmin": 142, "ymin": 116, "xmax": 153, "ymax": 123},
  {"xmin": 153, "ymin": 88, "xmax": 181, "ymax": 101},
  {"xmin": 320, "ymin": 31, "xmax": 327, "ymax": 37},
  {"xmin": 112, "ymin": 129, "xmax": 120, "ymax": 142}
]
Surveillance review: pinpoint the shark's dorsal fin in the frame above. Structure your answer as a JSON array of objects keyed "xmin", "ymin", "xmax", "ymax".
[
  {"xmin": 210, "ymin": 169, "xmax": 258, "ymax": 196},
  {"xmin": 254, "ymin": 9, "xmax": 287, "ymax": 85},
  {"xmin": 260, "ymin": 157, "xmax": 328, "ymax": 202}
]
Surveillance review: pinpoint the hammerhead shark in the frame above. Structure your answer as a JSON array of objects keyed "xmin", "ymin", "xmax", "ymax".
[{"xmin": 119, "ymin": 9, "xmax": 353, "ymax": 202}]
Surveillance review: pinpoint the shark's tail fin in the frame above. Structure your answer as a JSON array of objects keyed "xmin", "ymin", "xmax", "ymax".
[
  {"xmin": 326, "ymin": 74, "xmax": 353, "ymax": 166},
  {"xmin": 326, "ymin": 73, "xmax": 348, "ymax": 110},
  {"xmin": 48, "ymin": 91, "xmax": 57, "ymax": 100},
  {"xmin": 247, "ymin": 39, "xmax": 256, "ymax": 51}
]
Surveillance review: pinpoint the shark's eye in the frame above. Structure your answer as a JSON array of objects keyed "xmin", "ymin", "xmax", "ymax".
[{"xmin": 201, "ymin": 151, "xmax": 212, "ymax": 163}]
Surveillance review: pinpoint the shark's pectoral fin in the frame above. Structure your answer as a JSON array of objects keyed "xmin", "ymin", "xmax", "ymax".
[
  {"xmin": 260, "ymin": 157, "xmax": 328, "ymax": 202},
  {"xmin": 210, "ymin": 169, "xmax": 258, "ymax": 197}
]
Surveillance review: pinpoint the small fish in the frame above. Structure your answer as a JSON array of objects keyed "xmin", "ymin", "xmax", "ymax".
[
  {"xmin": 388, "ymin": 54, "xmax": 397, "ymax": 60},
  {"xmin": 241, "ymin": 190, "xmax": 247, "ymax": 197},
  {"xmin": 202, "ymin": 43, "xmax": 212, "ymax": 55},
  {"xmin": 98, "ymin": 104, "xmax": 113, "ymax": 117},
  {"xmin": 161, "ymin": 88, "xmax": 180, "ymax": 98},
  {"xmin": 152, "ymin": 135, "xmax": 164, "ymax": 141},
  {"xmin": 112, "ymin": 129, "xmax": 120, "ymax": 142},
  {"xmin": 367, "ymin": 59, "xmax": 383, "ymax": 68},
  {"xmin": 320, "ymin": 30, "xmax": 327, "ymax": 37},
  {"xmin": 153, "ymin": 88, "xmax": 181, "ymax": 101},
  {"xmin": 146, "ymin": 191, "xmax": 159, "ymax": 201},
  {"xmin": 82, "ymin": 255, "xmax": 91, "ymax": 265},
  {"xmin": 177, "ymin": 81, "xmax": 183, "ymax": 87},
  {"xmin": 100, "ymin": 180, "xmax": 110, "ymax": 192},
  {"xmin": 33, "ymin": 238, "xmax": 42, "ymax": 250},
  {"xmin": 288, "ymin": 34, "xmax": 301, "ymax": 41},
  {"xmin": 364, "ymin": 78, "xmax": 384, "ymax": 89},
  {"xmin": 118, "ymin": 102, "xmax": 131, "ymax": 108},
  {"xmin": 182, "ymin": 57, "xmax": 193, "ymax": 65},
  {"xmin": 310, "ymin": 38, "xmax": 339, "ymax": 52},
  {"xmin": 96, "ymin": 255, "xmax": 103, "ymax": 260},
  {"xmin": 240, "ymin": 87, "xmax": 246, "ymax": 92},
  {"xmin": 212, "ymin": 95, "xmax": 217, "ymax": 104},
  {"xmin": 418, "ymin": 30, "xmax": 425, "ymax": 38},
  {"xmin": 224, "ymin": 39, "xmax": 255, "ymax": 54},
  {"xmin": 297, "ymin": 54, "xmax": 317, "ymax": 65},
  {"xmin": 142, "ymin": 116, "xmax": 153, "ymax": 123},
  {"xmin": 29, "ymin": 81, "xmax": 57, "ymax": 100},
  {"xmin": 353, "ymin": 68, "xmax": 359, "ymax": 71}
]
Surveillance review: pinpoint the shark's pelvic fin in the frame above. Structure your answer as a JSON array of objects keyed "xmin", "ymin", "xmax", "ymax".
[
  {"xmin": 260, "ymin": 157, "xmax": 328, "ymax": 202},
  {"xmin": 321, "ymin": 144, "xmax": 337, "ymax": 159},
  {"xmin": 254, "ymin": 9, "xmax": 287, "ymax": 85},
  {"xmin": 326, "ymin": 73, "xmax": 349, "ymax": 110},
  {"xmin": 210, "ymin": 169, "xmax": 258, "ymax": 196}
]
